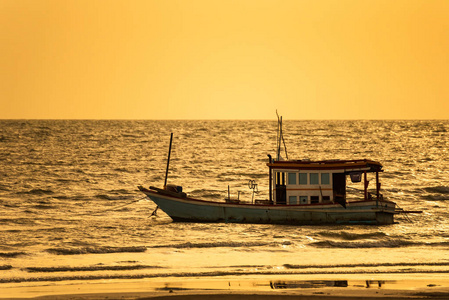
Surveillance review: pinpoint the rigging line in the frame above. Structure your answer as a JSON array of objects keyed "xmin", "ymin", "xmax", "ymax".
[
  {"xmin": 276, "ymin": 110, "xmax": 280, "ymax": 159},
  {"xmin": 275, "ymin": 111, "xmax": 288, "ymax": 160},
  {"xmin": 281, "ymin": 129, "xmax": 288, "ymax": 160},
  {"xmin": 279, "ymin": 116, "xmax": 283, "ymax": 159}
]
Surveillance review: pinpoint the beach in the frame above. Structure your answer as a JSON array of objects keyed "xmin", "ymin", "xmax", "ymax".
[{"xmin": 4, "ymin": 274, "xmax": 449, "ymax": 299}]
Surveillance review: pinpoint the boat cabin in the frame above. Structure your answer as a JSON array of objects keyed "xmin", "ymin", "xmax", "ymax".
[{"xmin": 267, "ymin": 158, "xmax": 383, "ymax": 206}]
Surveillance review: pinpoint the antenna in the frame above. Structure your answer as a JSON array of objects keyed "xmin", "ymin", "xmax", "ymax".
[{"xmin": 275, "ymin": 111, "xmax": 288, "ymax": 161}]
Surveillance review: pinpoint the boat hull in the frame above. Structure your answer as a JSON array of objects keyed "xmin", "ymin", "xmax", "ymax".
[{"xmin": 140, "ymin": 189, "xmax": 396, "ymax": 225}]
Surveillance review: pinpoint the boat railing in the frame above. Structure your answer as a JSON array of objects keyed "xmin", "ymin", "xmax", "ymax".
[
  {"xmin": 255, "ymin": 199, "xmax": 273, "ymax": 205},
  {"xmin": 225, "ymin": 198, "xmax": 240, "ymax": 204}
]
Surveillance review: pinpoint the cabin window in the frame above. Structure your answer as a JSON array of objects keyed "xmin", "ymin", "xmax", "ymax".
[
  {"xmin": 311, "ymin": 196, "xmax": 319, "ymax": 204},
  {"xmin": 310, "ymin": 173, "xmax": 319, "ymax": 184},
  {"xmin": 300, "ymin": 196, "xmax": 308, "ymax": 204},
  {"xmin": 288, "ymin": 196, "xmax": 297, "ymax": 205},
  {"xmin": 288, "ymin": 173, "xmax": 296, "ymax": 185},
  {"xmin": 299, "ymin": 173, "xmax": 307, "ymax": 185},
  {"xmin": 321, "ymin": 173, "xmax": 330, "ymax": 185},
  {"xmin": 322, "ymin": 195, "xmax": 331, "ymax": 203}
]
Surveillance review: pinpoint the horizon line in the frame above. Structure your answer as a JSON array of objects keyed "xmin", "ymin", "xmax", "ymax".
[{"xmin": 1, "ymin": 118, "xmax": 448, "ymax": 121}]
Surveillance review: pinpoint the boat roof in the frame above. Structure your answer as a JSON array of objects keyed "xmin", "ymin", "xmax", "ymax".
[{"xmin": 267, "ymin": 159, "xmax": 383, "ymax": 172}]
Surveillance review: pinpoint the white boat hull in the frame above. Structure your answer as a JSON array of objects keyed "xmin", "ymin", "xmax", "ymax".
[{"xmin": 139, "ymin": 187, "xmax": 396, "ymax": 225}]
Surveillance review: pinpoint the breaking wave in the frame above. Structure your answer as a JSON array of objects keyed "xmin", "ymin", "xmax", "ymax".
[
  {"xmin": 283, "ymin": 262, "xmax": 449, "ymax": 269},
  {"xmin": 311, "ymin": 240, "xmax": 449, "ymax": 248},
  {"xmin": 149, "ymin": 241, "xmax": 272, "ymax": 249},
  {"xmin": 312, "ymin": 239, "xmax": 415, "ymax": 248},
  {"xmin": 316, "ymin": 231, "xmax": 388, "ymax": 240},
  {"xmin": 46, "ymin": 246, "xmax": 147, "ymax": 255},
  {"xmin": 25, "ymin": 265, "xmax": 159, "ymax": 273}
]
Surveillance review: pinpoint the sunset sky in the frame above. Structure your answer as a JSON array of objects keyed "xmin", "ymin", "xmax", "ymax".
[{"xmin": 1, "ymin": 0, "xmax": 448, "ymax": 119}]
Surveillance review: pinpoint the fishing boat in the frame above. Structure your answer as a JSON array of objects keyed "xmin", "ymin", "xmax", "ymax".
[{"xmin": 138, "ymin": 117, "xmax": 406, "ymax": 225}]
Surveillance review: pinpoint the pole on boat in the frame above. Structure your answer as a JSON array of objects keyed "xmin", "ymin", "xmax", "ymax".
[
  {"xmin": 376, "ymin": 171, "xmax": 380, "ymax": 207},
  {"xmin": 364, "ymin": 171, "xmax": 368, "ymax": 201},
  {"xmin": 267, "ymin": 154, "xmax": 272, "ymax": 203},
  {"xmin": 164, "ymin": 133, "xmax": 174, "ymax": 189}
]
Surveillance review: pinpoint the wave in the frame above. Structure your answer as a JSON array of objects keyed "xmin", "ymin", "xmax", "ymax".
[
  {"xmin": 418, "ymin": 186, "xmax": 449, "ymax": 200},
  {"xmin": 25, "ymin": 265, "xmax": 159, "ymax": 273},
  {"xmin": 0, "ymin": 184, "xmax": 10, "ymax": 192},
  {"xmin": 32, "ymin": 204, "xmax": 56, "ymax": 210},
  {"xmin": 111, "ymin": 188, "xmax": 132, "ymax": 194},
  {"xmin": 95, "ymin": 194, "xmax": 114, "ymax": 200},
  {"xmin": 149, "ymin": 241, "xmax": 272, "ymax": 249},
  {"xmin": 311, "ymin": 239, "xmax": 415, "ymax": 248},
  {"xmin": 113, "ymin": 168, "xmax": 134, "ymax": 173},
  {"xmin": 423, "ymin": 186, "xmax": 449, "ymax": 194},
  {"xmin": 284, "ymin": 262, "xmax": 449, "ymax": 269},
  {"xmin": 94, "ymin": 193, "xmax": 132, "ymax": 200},
  {"xmin": 219, "ymin": 172, "xmax": 266, "ymax": 179},
  {"xmin": 46, "ymin": 246, "xmax": 147, "ymax": 255},
  {"xmin": 0, "ymin": 218, "xmax": 35, "ymax": 225},
  {"xmin": 18, "ymin": 188, "xmax": 54, "ymax": 195},
  {"xmin": 422, "ymin": 194, "xmax": 449, "ymax": 201},
  {"xmin": 311, "ymin": 239, "xmax": 449, "ymax": 249},
  {"xmin": 316, "ymin": 231, "xmax": 387, "ymax": 241},
  {"xmin": 0, "ymin": 265, "xmax": 12, "ymax": 270},
  {"xmin": 55, "ymin": 178, "xmax": 77, "ymax": 183},
  {"xmin": 0, "ymin": 252, "xmax": 26, "ymax": 258}
]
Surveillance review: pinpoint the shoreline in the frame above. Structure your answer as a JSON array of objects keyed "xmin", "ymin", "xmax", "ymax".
[{"xmin": 3, "ymin": 274, "xmax": 449, "ymax": 300}]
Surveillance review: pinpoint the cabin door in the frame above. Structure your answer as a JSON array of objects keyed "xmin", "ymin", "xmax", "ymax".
[
  {"xmin": 275, "ymin": 172, "xmax": 286, "ymax": 205},
  {"xmin": 332, "ymin": 173, "xmax": 346, "ymax": 200}
]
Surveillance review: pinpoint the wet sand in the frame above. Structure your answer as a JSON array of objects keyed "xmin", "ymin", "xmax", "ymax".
[
  {"xmin": 7, "ymin": 289, "xmax": 449, "ymax": 300},
  {"xmin": 4, "ymin": 276, "xmax": 449, "ymax": 300}
]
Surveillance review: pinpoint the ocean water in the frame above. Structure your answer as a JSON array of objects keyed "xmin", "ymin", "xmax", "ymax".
[{"xmin": 1, "ymin": 120, "xmax": 449, "ymax": 290}]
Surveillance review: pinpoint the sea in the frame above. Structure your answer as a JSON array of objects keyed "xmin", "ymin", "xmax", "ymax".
[{"xmin": 1, "ymin": 120, "xmax": 449, "ymax": 295}]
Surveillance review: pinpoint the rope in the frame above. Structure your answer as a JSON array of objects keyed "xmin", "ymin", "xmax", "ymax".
[
  {"xmin": 150, "ymin": 206, "xmax": 159, "ymax": 217},
  {"xmin": 74, "ymin": 196, "xmax": 148, "ymax": 216},
  {"xmin": 396, "ymin": 204, "xmax": 413, "ymax": 223}
]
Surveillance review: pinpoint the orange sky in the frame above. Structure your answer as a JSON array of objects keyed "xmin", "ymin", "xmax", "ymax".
[{"xmin": 1, "ymin": 0, "xmax": 448, "ymax": 119}]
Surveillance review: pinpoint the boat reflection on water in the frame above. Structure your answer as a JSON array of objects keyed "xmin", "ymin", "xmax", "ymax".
[
  {"xmin": 269, "ymin": 280, "xmax": 393, "ymax": 289},
  {"xmin": 270, "ymin": 280, "xmax": 349, "ymax": 289}
]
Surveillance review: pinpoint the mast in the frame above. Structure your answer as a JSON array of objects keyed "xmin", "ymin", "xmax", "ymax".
[{"xmin": 164, "ymin": 133, "xmax": 174, "ymax": 189}]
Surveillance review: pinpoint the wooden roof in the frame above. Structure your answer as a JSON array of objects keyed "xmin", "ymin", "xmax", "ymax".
[{"xmin": 267, "ymin": 159, "xmax": 383, "ymax": 172}]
